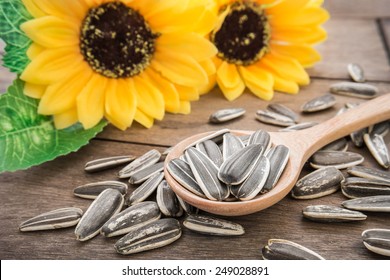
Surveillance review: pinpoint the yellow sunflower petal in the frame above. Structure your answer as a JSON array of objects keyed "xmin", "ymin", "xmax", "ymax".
[
  {"xmin": 21, "ymin": 47, "xmax": 84, "ymax": 85},
  {"xmin": 22, "ymin": 0, "xmax": 46, "ymax": 17},
  {"xmin": 200, "ymin": 59, "xmax": 216, "ymax": 76},
  {"xmin": 216, "ymin": 61, "xmax": 242, "ymax": 89},
  {"xmin": 157, "ymin": 33, "xmax": 217, "ymax": 62},
  {"xmin": 134, "ymin": 109, "xmax": 154, "ymax": 129},
  {"xmin": 239, "ymin": 65, "xmax": 274, "ymax": 100},
  {"xmin": 77, "ymin": 74, "xmax": 107, "ymax": 129},
  {"xmin": 261, "ymin": 52, "xmax": 310, "ymax": 85},
  {"xmin": 105, "ymin": 79, "xmax": 137, "ymax": 131},
  {"xmin": 271, "ymin": 7, "xmax": 329, "ymax": 27},
  {"xmin": 21, "ymin": 16, "xmax": 79, "ymax": 48},
  {"xmin": 272, "ymin": 26, "xmax": 327, "ymax": 45},
  {"xmin": 192, "ymin": 7, "xmax": 218, "ymax": 36},
  {"xmin": 270, "ymin": 43, "xmax": 321, "ymax": 67},
  {"xmin": 175, "ymin": 85, "xmax": 199, "ymax": 101},
  {"xmin": 307, "ymin": 0, "xmax": 324, "ymax": 8},
  {"xmin": 217, "ymin": 77, "xmax": 245, "ymax": 101},
  {"xmin": 24, "ymin": 83, "xmax": 46, "ymax": 99},
  {"xmin": 38, "ymin": 64, "xmax": 93, "ymax": 115},
  {"xmin": 133, "ymin": 0, "xmax": 188, "ymax": 20},
  {"xmin": 151, "ymin": 51, "xmax": 208, "ymax": 87},
  {"xmin": 53, "ymin": 108, "xmax": 78, "ymax": 130},
  {"xmin": 133, "ymin": 77, "xmax": 165, "ymax": 121},
  {"xmin": 271, "ymin": 74, "xmax": 299, "ymax": 94},
  {"xmin": 33, "ymin": 0, "xmax": 88, "ymax": 21},
  {"xmin": 199, "ymin": 74, "xmax": 216, "ymax": 95},
  {"xmin": 143, "ymin": 69, "xmax": 181, "ymax": 114},
  {"xmin": 266, "ymin": 0, "xmax": 310, "ymax": 14},
  {"xmin": 26, "ymin": 43, "xmax": 45, "ymax": 60},
  {"xmin": 178, "ymin": 101, "xmax": 191, "ymax": 114}
]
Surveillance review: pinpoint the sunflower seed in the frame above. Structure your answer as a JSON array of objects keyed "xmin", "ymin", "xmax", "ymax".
[
  {"xmin": 302, "ymin": 205, "xmax": 366, "ymax": 222},
  {"xmin": 364, "ymin": 133, "xmax": 390, "ymax": 168},
  {"xmin": 167, "ymin": 158, "xmax": 205, "ymax": 198},
  {"xmin": 156, "ymin": 180, "xmax": 183, "ymax": 217},
  {"xmin": 369, "ymin": 121, "xmax": 389, "ymax": 137},
  {"xmin": 239, "ymin": 135, "xmax": 250, "ymax": 146},
  {"xmin": 262, "ymin": 239, "xmax": 325, "ymax": 260},
  {"xmin": 231, "ymin": 156, "xmax": 270, "ymax": 200},
  {"xmin": 301, "ymin": 94, "xmax": 336, "ymax": 113},
  {"xmin": 279, "ymin": 122, "xmax": 318, "ymax": 132},
  {"xmin": 183, "ymin": 214, "xmax": 245, "ymax": 236},
  {"xmin": 255, "ymin": 110, "xmax": 296, "ymax": 127},
  {"xmin": 128, "ymin": 162, "xmax": 164, "ymax": 185},
  {"xmin": 176, "ymin": 195, "xmax": 198, "ymax": 214},
  {"xmin": 75, "ymin": 189, "xmax": 124, "ymax": 241},
  {"xmin": 73, "ymin": 181, "xmax": 128, "ymax": 199},
  {"xmin": 342, "ymin": 195, "xmax": 390, "ymax": 212},
  {"xmin": 267, "ymin": 103, "xmax": 299, "ymax": 122},
  {"xmin": 247, "ymin": 130, "xmax": 271, "ymax": 150},
  {"xmin": 126, "ymin": 172, "xmax": 164, "ymax": 205},
  {"xmin": 218, "ymin": 144, "xmax": 264, "ymax": 185},
  {"xmin": 341, "ymin": 177, "xmax": 390, "ymax": 199},
  {"xmin": 85, "ymin": 155, "xmax": 136, "ymax": 173},
  {"xmin": 348, "ymin": 63, "xmax": 365, "ymax": 83},
  {"xmin": 262, "ymin": 145, "xmax": 290, "ymax": 192},
  {"xmin": 196, "ymin": 139, "xmax": 223, "ymax": 167},
  {"xmin": 291, "ymin": 167, "xmax": 344, "ymax": 199},
  {"xmin": 347, "ymin": 166, "xmax": 390, "ymax": 183},
  {"xmin": 118, "ymin": 149, "xmax": 161, "ymax": 179},
  {"xmin": 185, "ymin": 129, "xmax": 230, "ymax": 150},
  {"xmin": 101, "ymin": 201, "xmax": 161, "ymax": 237},
  {"xmin": 330, "ymin": 82, "xmax": 378, "ymax": 99},
  {"xmin": 222, "ymin": 133, "xmax": 245, "ymax": 161},
  {"xmin": 320, "ymin": 137, "xmax": 348, "ymax": 151},
  {"xmin": 362, "ymin": 228, "xmax": 390, "ymax": 257},
  {"xmin": 186, "ymin": 147, "xmax": 229, "ymax": 201},
  {"xmin": 115, "ymin": 218, "xmax": 181, "ymax": 255},
  {"xmin": 209, "ymin": 108, "xmax": 246, "ymax": 123},
  {"xmin": 350, "ymin": 127, "xmax": 367, "ymax": 147},
  {"xmin": 19, "ymin": 207, "xmax": 83, "ymax": 232},
  {"xmin": 310, "ymin": 150, "xmax": 364, "ymax": 169}
]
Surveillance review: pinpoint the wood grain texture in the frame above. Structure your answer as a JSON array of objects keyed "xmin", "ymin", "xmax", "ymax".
[{"xmin": 324, "ymin": 0, "xmax": 390, "ymax": 19}]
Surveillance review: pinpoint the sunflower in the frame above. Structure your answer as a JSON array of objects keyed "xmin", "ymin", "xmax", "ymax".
[
  {"xmin": 206, "ymin": 0, "xmax": 329, "ymax": 101},
  {"xmin": 19, "ymin": 0, "xmax": 217, "ymax": 130}
]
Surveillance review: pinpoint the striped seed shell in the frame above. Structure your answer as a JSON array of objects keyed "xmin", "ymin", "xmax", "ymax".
[
  {"xmin": 347, "ymin": 166, "xmax": 390, "ymax": 183},
  {"xmin": 183, "ymin": 214, "xmax": 244, "ymax": 236},
  {"xmin": 156, "ymin": 180, "xmax": 183, "ymax": 217},
  {"xmin": 347, "ymin": 63, "xmax": 365, "ymax": 83},
  {"xmin": 247, "ymin": 130, "xmax": 271, "ymax": 150},
  {"xmin": 341, "ymin": 177, "xmax": 390, "ymax": 199},
  {"xmin": 196, "ymin": 139, "xmax": 223, "ymax": 167},
  {"xmin": 75, "ymin": 189, "xmax": 124, "ymax": 241},
  {"xmin": 128, "ymin": 162, "xmax": 164, "ymax": 184},
  {"xmin": 262, "ymin": 145, "xmax": 290, "ymax": 193},
  {"xmin": 363, "ymin": 133, "xmax": 390, "ymax": 168},
  {"xmin": 231, "ymin": 156, "xmax": 270, "ymax": 200},
  {"xmin": 126, "ymin": 172, "xmax": 164, "ymax": 205},
  {"xmin": 369, "ymin": 121, "xmax": 389, "ymax": 137},
  {"xmin": 222, "ymin": 133, "xmax": 245, "ymax": 161},
  {"xmin": 301, "ymin": 94, "xmax": 336, "ymax": 113},
  {"xmin": 167, "ymin": 158, "xmax": 205, "ymax": 198},
  {"xmin": 209, "ymin": 108, "xmax": 246, "ymax": 123},
  {"xmin": 279, "ymin": 122, "xmax": 318, "ymax": 132},
  {"xmin": 291, "ymin": 167, "xmax": 344, "ymax": 199},
  {"xmin": 350, "ymin": 127, "xmax": 367, "ymax": 148},
  {"xmin": 186, "ymin": 147, "xmax": 229, "ymax": 201},
  {"xmin": 115, "ymin": 218, "xmax": 181, "ymax": 255},
  {"xmin": 118, "ymin": 149, "xmax": 161, "ymax": 179},
  {"xmin": 84, "ymin": 155, "xmax": 136, "ymax": 173},
  {"xmin": 342, "ymin": 195, "xmax": 390, "ymax": 212},
  {"xmin": 302, "ymin": 205, "xmax": 367, "ymax": 222},
  {"xmin": 19, "ymin": 207, "xmax": 83, "ymax": 232},
  {"xmin": 330, "ymin": 82, "xmax": 378, "ymax": 99},
  {"xmin": 255, "ymin": 110, "xmax": 296, "ymax": 127},
  {"xmin": 320, "ymin": 138, "xmax": 348, "ymax": 152},
  {"xmin": 176, "ymin": 195, "xmax": 198, "ymax": 214},
  {"xmin": 218, "ymin": 144, "xmax": 264, "ymax": 185},
  {"xmin": 73, "ymin": 181, "xmax": 128, "ymax": 199},
  {"xmin": 184, "ymin": 129, "xmax": 230, "ymax": 150},
  {"xmin": 101, "ymin": 201, "xmax": 161, "ymax": 237},
  {"xmin": 310, "ymin": 150, "xmax": 364, "ymax": 169},
  {"xmin": 262, "ymin": 239, "xmax": 325, "ymax": 260},
  {"xmin": 267, "ymin": 103, "xmax": 299, "ymax": 122},
  {"xmin": 362, "ymin": 228, "xmax": 390, "ymax": 257}
]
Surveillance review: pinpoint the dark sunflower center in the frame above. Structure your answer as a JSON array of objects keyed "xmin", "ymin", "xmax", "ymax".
[
  {"xmin": 211, "ymin": 1, "xmax": 270, "ymax": 66},
  {"xmin": 80, "ymin": 1, "xmax": 158, "ymax": 78}
]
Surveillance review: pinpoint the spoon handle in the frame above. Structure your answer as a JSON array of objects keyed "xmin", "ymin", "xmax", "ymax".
[{"xmin": 296, "ymin": 93, "xmax": 390, "ymax": 156}]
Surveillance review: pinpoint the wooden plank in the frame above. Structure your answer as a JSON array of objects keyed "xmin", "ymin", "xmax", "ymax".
[
  {"xmin": 323, "ymin": 0, "xmax": 390, "ymax": 19},
  {"xmin": 308, "ymin": 18, "xmax": 390, "ymax": 82},
  {"xmin": 0, "ymin": 137, "xmax": 389, "ymax": 260}
]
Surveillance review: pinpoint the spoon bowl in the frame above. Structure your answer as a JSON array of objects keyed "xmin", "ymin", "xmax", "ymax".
[{"xmin": 164, "ymin": 93, "xmax": 390, "ymax": 216}]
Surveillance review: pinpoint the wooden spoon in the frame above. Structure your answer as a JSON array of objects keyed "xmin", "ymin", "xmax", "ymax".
[{"xmin": 164, "ymin": 93, "xmax": 390, "ymax": 216}]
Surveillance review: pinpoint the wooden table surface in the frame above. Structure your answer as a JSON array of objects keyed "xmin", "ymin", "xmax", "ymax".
[{"xmin": 1, "ymin": 1, "xmax": 390, "ymax": 260}]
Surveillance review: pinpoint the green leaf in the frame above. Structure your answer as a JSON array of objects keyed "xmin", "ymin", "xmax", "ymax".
[
  {"xmin": 0, "ymin": 0, "xmax": 32, "ymax": 73},
  {"xmin": 0, "ymin": 79, "xmax": 107, "ymax": 173}
]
